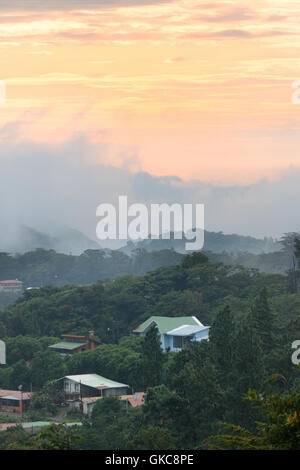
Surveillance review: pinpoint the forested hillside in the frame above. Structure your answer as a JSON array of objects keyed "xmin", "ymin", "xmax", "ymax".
[
  {"xmin": 0, "ymin": 253, "xmax": 289, "ymax": 340},
  {"xmin": 122, "ymin": 230, "xmax": 279, "ymax": 255},
  {"xmin": 1, "ymin": 251, "xmax": 300, "ymax": 450},
  {"xmin": 0, "ymin": 248, "xmax": 183, "ymax": 289},
  {"xmin": 0, "ymin": 244, "xmax": 294, "ymax": 312}
]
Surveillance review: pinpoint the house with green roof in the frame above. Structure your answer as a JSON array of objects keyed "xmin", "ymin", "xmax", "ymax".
[
  {"xmin": 133, "ymin": 316, "xmax": 210, "ymax": 352},
  {"xmin": 48, "ymin": 331, "xmax": 99, "ymax": 356}
]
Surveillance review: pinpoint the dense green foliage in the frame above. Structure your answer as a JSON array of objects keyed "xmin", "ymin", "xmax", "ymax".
[
  {"xmin": 200, "ymin": 387, "xmax": 300, "ymax": 450},
  {"xmin": 6, "ymin": 423, "xmax": 82, "ymax": 450},
  {"xmin": 1, "ymin": 251, "xmax": 300, "ymax": 450},
  {"xmin": 0, "ymin": 256, "xmax": 287, "ymax": 341},
  {"xmin": 0, "ymin": 248, "xmax": 183, "ymax": 290}
]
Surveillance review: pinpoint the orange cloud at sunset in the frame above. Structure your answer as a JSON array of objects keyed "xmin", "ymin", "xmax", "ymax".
[{"xmin": 0, "ymin": 0, "xmax": 300, "ymax": 184}]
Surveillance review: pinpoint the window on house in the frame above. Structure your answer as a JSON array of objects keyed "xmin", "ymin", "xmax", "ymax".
[
  {"xmin": 183, "ymin": 336, "xmax": 192, "ymax": 347},
  {"xmin": 173, "ymin": 336, "xmax": 182, "ymax": 348},
  {"xmin": 1, "ymin": 399, "xmax": 19, "ymax": 407}
]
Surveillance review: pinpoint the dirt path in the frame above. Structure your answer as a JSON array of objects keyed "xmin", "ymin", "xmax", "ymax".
[{"xmin": 54, "ymin": 407, "xmax": 68, "ymax": 423}]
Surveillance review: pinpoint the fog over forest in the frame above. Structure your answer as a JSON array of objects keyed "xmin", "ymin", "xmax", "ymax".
[{"xmin": 1, "ymin": 134, "xmax": 299, "ymax": 253}]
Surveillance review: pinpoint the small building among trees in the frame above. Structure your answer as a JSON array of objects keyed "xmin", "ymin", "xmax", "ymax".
[
  {"xmin": 0, "ymin": 390, "xmax": 34, "ymax": 413},
  {"xmin": 57, "ymin": 373, "xmax": 129, "ymax": 406},
  {"xmin": 48, "ymin": 331, "xmax": 99, "ymax": 356},
  {"xmin": 0, "ymin": 280, "xmax": 23, "ymax": 293}
]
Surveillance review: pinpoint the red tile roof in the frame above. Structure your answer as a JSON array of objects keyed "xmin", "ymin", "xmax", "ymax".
[
  {"xmin": 0, "ymin": 280, "xmax": 23, "ymax": 284},
  {"xmin": 0, "ymin": 423, "xmax": 26, "ymax": 430},
  {"xmin": 0, "ymin": 390, "xmax": 34, "ymax": 400},
  {"xmin": 120, "ymin": 392, "xmax": 145, "ymax": 407}
]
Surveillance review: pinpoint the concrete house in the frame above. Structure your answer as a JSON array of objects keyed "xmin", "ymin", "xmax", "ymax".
[
  {"xmin": 0, "ymin": 390, "xmax": 34, "ymax": 413},
  {"xmin": 133, "ymin": 316, "xmax": 210, "ymax": 352},
  {"xmin": 58, "ymin": 374, "xmax": 129, "ymax": 404}
]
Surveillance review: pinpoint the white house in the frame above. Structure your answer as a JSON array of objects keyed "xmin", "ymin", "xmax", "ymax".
[
  {"xmin": 133, "ymin": 316, "xmax": 210, "ymax": 352},
  {"xmin": 0, "ymin": 340, "xmax": 5, "ymax": 365}
]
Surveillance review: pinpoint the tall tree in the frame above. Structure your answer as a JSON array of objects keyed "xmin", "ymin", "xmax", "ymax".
[
  {"xmin": 140, "ymin": 325, "xmax": 165, "ymax": 390},
  {"xmin": 249, "ymin": 288, "xmax": 273, "ymax": 351},
  {"xmin": 209, "ymin": 305, "xmax": 235, "ymax": 383},
  {"xmin": 227, "ymin": 319, "xmax": 265, "ymax": 429},
  {"xmin": 201, "ymin": 388, "xmax": 300, "ymax": 450},
  {"xmin": 280, "ymin": 233, "xmax": 299, "ymax": 292},
  {"xmin": 295, "ymin": 236, "xmax": 300, "ymax": 265}
]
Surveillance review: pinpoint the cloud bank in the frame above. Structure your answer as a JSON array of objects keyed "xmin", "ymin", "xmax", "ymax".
[
  {"xmin": 0, "ymin": 134, "xmax": 298, "ymax": 248},
  {"xmin": 0, "ymin": 0, "xmax": 172, "ymax": 11}
]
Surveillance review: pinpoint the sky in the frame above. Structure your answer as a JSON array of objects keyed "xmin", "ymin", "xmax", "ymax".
[{"xmin": 0, "ymin": 0, "xmax": 300, "ymax": 242}]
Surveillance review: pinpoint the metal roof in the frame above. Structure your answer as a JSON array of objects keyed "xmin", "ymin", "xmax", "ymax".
[
  {"xmin": 133, "ymin": 316, "xmax": 203, "ymax": 335},
  {"xmin": 0, "ymin": 421, "xmax": 82, "ymax": 432},
  {"xmin": 0, "ymin": 390, "xmax": 34, "ymax": 400},
  {"xmin": 49, "ymin": 341, "xmax": 87, "ymax": 350},
  {"xmin": 64, "ymin": 374, "xmax": 128, "ymax": 390},
  {"xmin": 167, "ymin": 324, "xmax": 210, "ymax": 336},
  {"xmin": 0, "ymin": 395, "xmax": 21, "ymax": 400}
]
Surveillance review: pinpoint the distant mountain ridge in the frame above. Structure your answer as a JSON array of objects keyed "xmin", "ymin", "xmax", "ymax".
[
  {"xmin": 119, "ymin": 230, "xmax": 280, "ymax": 255},
  {"xmin": 0, "ymin": 225, "xmax": 280, "ymax": 256},
  {"xmin": 0, "ymin": 225, "xmax": 101, "ymax": 255}
]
